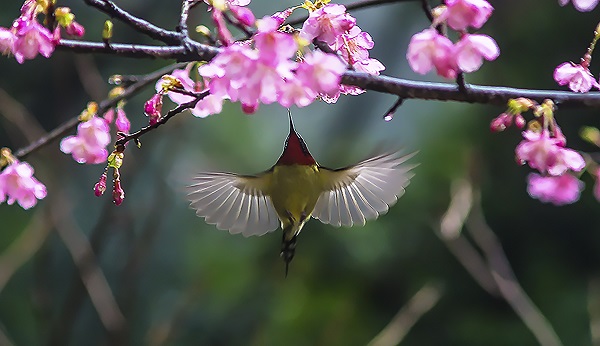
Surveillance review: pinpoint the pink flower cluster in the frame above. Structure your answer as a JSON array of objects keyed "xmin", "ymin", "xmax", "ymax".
[
  {"xmin": 151, "ymin": 3, "xmax": 386, "ymax": 116},
  {"xmin": 0, "ymin": 1, "xmax": 84, "ymax": 64},
  {"xmin": 300, "ymin": 4, "xmax": 384, "ymax": 101},
  {"xmin": 407, "ymin": 0, "xmax": 499, "ymax": 78},
  {"xmin": 516, "ymin": 129, "xmax": 586, "ymax": 205},
  {"xmin": 60, "ymin": 117, "xmax": 111, "ymax": 164},
  {"xmin": 157, "ymin": 15, "xmax": 347, "ymax": 116},
  {"xmin": 0, "ymin": 161, "xmax": 47, "ymax": 209},
  {"xmin": 559, "ymin": 0, "xmax": 599, "ymax": 11}
]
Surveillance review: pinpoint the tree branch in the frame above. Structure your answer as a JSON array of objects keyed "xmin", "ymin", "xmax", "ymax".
[
  {"xmin": 83, "ymin": 0, "xmax": 183, "ymax": 45},
  {"xmin": 13, "ymin": 63, "xmax": 187, "ymax": 160},
  {"xmin": 57, "ymin": 39, "xmax": 220, "ymax": 61},
  {"xmin": 341, "ymin": 71, "xmax": 600, "ymax": 107},
  {"xmin": 114, "ymin": 90, "xmax": 208, "ymax": 148}
]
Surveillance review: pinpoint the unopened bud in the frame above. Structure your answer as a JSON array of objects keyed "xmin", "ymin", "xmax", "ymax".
[
  {"xmin": 514, "ymin": 114, "xmax": 526, "ymax": 129},
  {"xmin": 102, "ymin": 20, "xmax": 113, "ymax": 41},
  {"xmin": 112, "ymin": 173, "xmax": 125, "ymax": 206},
  {"xmin": 94, "ymin": 172, "xmax": 107, "ymax": 197},
  {"xmin": 230, "ymin": 5, "xmax": 255, "ymax": 27}
]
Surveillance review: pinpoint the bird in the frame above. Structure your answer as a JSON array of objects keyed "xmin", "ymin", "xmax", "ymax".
[{"xmin": 186, "ymin": 114, "xmax": 416, "ymax": 275}]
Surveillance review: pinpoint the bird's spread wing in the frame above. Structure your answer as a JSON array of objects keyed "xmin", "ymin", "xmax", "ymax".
[
  {"xmin": 186, "ymin": 172, "xmax": 280, "ymax": 237},
  {"xmin": 312, "ymin": 151, "xmax": 417, "ymax": 227}
]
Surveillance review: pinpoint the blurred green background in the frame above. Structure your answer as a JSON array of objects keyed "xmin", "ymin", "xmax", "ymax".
[{"xmin": 1, "ymin": 0, "xmax": 600, "ymax": 345}]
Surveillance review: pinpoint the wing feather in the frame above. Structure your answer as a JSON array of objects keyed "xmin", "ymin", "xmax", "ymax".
[
  {"xmin": 187, "ymin": 172, "xmax": 280, "ymax": 237},
  {"xmin": 313, "ymin": 151, "xmax": 416, "ymax": 227}
]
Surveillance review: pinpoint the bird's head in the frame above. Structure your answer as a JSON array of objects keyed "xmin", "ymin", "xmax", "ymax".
[{"xmin": 276, "ymin": 114, "xmax": 316, "ymax": 166}]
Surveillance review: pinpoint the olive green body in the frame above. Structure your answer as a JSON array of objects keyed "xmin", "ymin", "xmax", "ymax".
[{"xmin": 268, "ymin": 164, "xmax": 323, "ymax": 241}]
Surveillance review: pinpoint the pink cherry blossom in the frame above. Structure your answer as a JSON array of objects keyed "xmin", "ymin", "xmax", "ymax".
[
  {"xmin": 254, "ymin": 16, "xmax": 297, "ymax": 64},
  {"xmin": 559, "ymin": 0, "xmax": 599, "ymax": 11},
  {"xmin": 443, "ymin": 0, "xmax": 493, "ymax": 31},
  {"xmin": 0, "ymin": 161, "xmax": 47, "ymax": 209},
  {"xmin": 158, "ymin": 66, "xmax": 198, "ymax": 105},
  {"xmin": 300, "ymin": 4, "xmax": 355, "ymax": 45},
  {"xmin": 454, "ymin": 34, "xmax": 499, "ymax": 73},
  {"xmin": 515, "ymin": 130, "xmax": 585, "ymax": 176},
  {"xmin": 295, "ymin": 50, "xmax": 346, "ymax": 97},
  {"xmin": 191, "ymin": 93, "xmax": 227, "ymax": 118},
  {"xmin": 335, "ymin": 26, "xmax": 372, "ymax": 64},
  {"xmin": 12, "ymin": 20, "xmax": 55, "ymax": 64},
  {"xmin": 407, "ymin": 28, "xmax": 457, "ymax": 78},
  {"xmin": 278, "ymin": 76, "xmax": 317, "ymax": 108},
  {"xmin": 527, "ymin": 173, "xmax": 583, "ymax": 205},
  {"xmin": 60, "ymin": 117, "xmax": 111, "ymax": 164},
  {"xmin": 553, "ymin": 62, "xmax": 599, "ymax": 93},
  {"xmin": 0, "ymin": 27, "xmax": 16, "ymax": 55}
]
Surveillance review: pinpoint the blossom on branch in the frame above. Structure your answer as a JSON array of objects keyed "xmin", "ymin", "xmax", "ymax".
[
  {"xmin": 407, "ymin": 29, "xmax": 457, "ymax": 78},
  {"xmin": 454, "ymin": 33, "xmax": 499, "ymax": 73},
  {"xmin": 516, "ymin": 130, "xmax": 585, "ymax": 176},
  {"xmin": 0, "ymin": 161, "xmax": 47, "ymax": 209},
  {"xmin": 300, "ymin": 4, "xmax": 356, "ymax": 46},
  {"xmin": 60, "ymin": 117, "xmax": 111, "ymax": 164},
  {"xmin": 440, "ymin": 0, "xmax": 493, "ymax": 31},
  {"xmin": 553, "ymin": 62, "xmax": 599, "ymax": 93}
]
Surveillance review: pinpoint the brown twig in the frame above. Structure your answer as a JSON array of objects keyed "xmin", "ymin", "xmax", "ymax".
[
  {"xmin": 436, "ymin": 179, "xmax": 500, "ymax": 296},
  {"xmin": 114, "ymin": 90, "xmax": 208, "ymax": 148},
  {"xmin": 368, "ymin": 283, "xmax": 442, "ymax": 346},
  {"xmin": 83, "ymin": 0, "xmax": 183, "ymax": 45},
  {"xmin": 0, "ymin": 207, "xmax": 52, "ymax": 294},
  {"xmin": 50, "ymin": 194, "xmax": 126, "ymax": 340},
  {"xmin": 466, "ymin": 193, "xmax": 563, "ymax": 346},
  {"xmin": 13, "ymin": 62, "xmax": 187, "ymax": 161}
]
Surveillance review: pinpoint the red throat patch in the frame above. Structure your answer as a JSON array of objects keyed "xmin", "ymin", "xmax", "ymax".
[{"xmin": 276, "ymin": 124, "xmax": 316, "ymax": 166}]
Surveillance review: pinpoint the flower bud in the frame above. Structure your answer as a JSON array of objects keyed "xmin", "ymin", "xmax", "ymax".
[
  {"xmin": 514, "ymin": 114, "xmax": 526, "ymax": 129},
  {"xmin": 230, "ymin": 5, "xmax": 255, "ymax": 27},
  {"xmin": 112, "ymin": 177, "xmax": 124, "ymax": 205},
  {"xmin": 94, "ymin": 172, "xmax": 107, "ymax": 197}
]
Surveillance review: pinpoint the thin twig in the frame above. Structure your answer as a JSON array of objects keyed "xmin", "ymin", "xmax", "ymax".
[
  {"xmin": 178, "ymin": 0, "xmax": 192, "ymax": 39},
  {"xmin": 13, "ymin": 63, "xmax": 186, "ymax": 161},
  {"xmin": 0, "ymin": 323, "xmax": 15, "ymax": 346},
  {"xmin": 341, "ymin": 71, "xmax": 600, "ymax": 107},
  {"xmin": 368, "ymin": 283, "xmax": 442, "ymax": 346},
  {"xmin": 588, "ymin": 279, "xmax": 600, "ymax": 345},
  {"xmin": 0, "ymin": 88, "xmax": 46, "ymax": 143},
  {"xmin": 435, "ymin": 179, "xmax": 500, "ymax": 296},
  {"xmin": 467, "ymin": 190, "xmax": 563, "ymax": 346},
  {"xmin": 0, "ymin": 207, "xmax": 52, "ymax": 294},
  {"xmin": 420, "ymin": 0, "xmax": 434, "ymax": 23},
  {"xmin": 50, "ymin": 195, "xmax": 126, "ymax": 339},
  {"xmin": 115, "ymin": 90, "xmax": 208, "ymax": 148},
  {"xmin": 83, "ymin": 0, "xmax": 182, "ymax": 45}
]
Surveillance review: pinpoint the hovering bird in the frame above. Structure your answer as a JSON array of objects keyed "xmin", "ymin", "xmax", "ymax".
[{"xmin": 186, "ymin": 114, "xmax": 416, "ymax": 275}]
